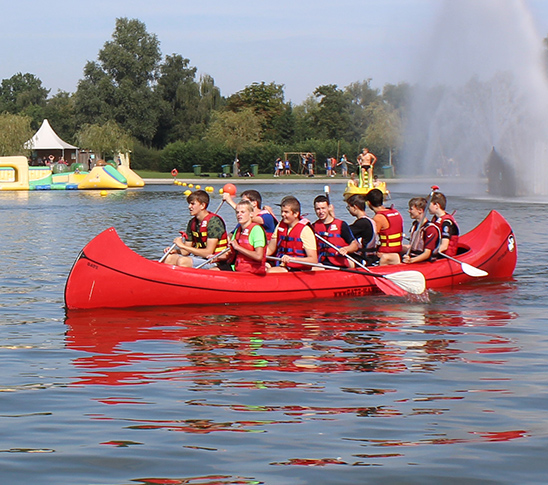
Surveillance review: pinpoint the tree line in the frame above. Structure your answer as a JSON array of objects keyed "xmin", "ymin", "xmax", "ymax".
[{"xmin": 0, "ymin": 17, "xmax": 413, "ymax": 173}]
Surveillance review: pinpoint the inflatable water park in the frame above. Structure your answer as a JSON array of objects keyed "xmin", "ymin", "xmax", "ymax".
[{"xmin": 0, "ymin": 120, "xmax": 144, "ymax": 191}]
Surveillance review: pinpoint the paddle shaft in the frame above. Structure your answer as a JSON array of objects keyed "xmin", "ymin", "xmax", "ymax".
[
  {"xmin": 314, "ymin": 231, "xmax": 369, "ymax": 271},
  {"xmin": 159, "ymin": 232, "xmax": 187, "ymax": 263},
  {"xmin": 195, "ymin": 246, "xmax": 232, "ymax": 269},
  {"xmin": 267, "ymin": 256, "xmax": 373, "ymax": 276},
  {"xmin": 437, "ymin": 251, "xmax": 488, "ymax": 277}
]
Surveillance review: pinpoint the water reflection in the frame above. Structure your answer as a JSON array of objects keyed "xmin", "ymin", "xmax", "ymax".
[{"xmin": 65, "ymin": 298, "xmax": 518, "ymax": 387}]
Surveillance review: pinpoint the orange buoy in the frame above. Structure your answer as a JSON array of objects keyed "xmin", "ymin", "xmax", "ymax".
[
  {"xmin": 171, "ymin": 169, "xmax": 178, "ymax": 177},
  {"xmin": 223, "ymin": 183, "xmax": 237, "ymax": 196}
]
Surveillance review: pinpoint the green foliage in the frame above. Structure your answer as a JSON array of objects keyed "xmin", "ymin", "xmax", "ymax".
[
  {"xmin": 44, "ymin": 91, "xmax": 77, "ymax": 144},
  {"xmin": 0, "ymin": 113, "xmax": 33, "ymax": 156},
  {"xmin": 77, "ymin": 120, "xmax": 133, "ymax": 159},
  {"xmin": 131, "ymin": 141, "xmax": 163, "ymax": 170},
  {"xmin": 313, "ymin": 84, "xmax": 351, "ymax": 140},
  {"xmin": 206, "ymin": 108, "xmax": 263, "ymax": 156},
  {"xmin": 74, "ymin": 18, "xmax": 162, "ymax": 144}
]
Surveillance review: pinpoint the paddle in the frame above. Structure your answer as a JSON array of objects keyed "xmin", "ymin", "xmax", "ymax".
[
  {"xmin": 437, "ymin": 252, "xmax": 488, "ymax": 277},
  {"xmin": 213, "ymin": 183, "xmax": 238, "ymax": 213},
  {"xmin": 405, "ymin": 184, "xmax": 439, "ymax": 258},
  {"xmin": 159, "ymin": 231, "xmax": 187, "ymax": 263},
  {"xmin": 313, "ymin": 232, "xmax": 426, "ymax": 296},
  {"xmin": 267, "ymin": 256, "xmax": 425, "ymax": 296},
  {"xmin": 195, "ymin": 246, "xmax": 232, "ymax": 269}
]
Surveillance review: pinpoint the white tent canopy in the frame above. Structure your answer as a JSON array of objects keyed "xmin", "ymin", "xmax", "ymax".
[{"xmin": 26, "ymin": 119, "xmax": 78, "ymax": 151}]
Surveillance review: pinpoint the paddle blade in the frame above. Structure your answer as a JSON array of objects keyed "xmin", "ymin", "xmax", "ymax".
[
  {"xmin": 373, "ymin": 276, "xmax": 410, "ymax": 297},
  {"xmin": 461, "ymin": 262, "xmax": 489, "ymax": 277},
  {"xmin": 383, "ymin": 270, "xmax": 426, "ymax": 295}
]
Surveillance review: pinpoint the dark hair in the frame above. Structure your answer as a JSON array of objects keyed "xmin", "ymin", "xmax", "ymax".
[
  {"xmin": 241, "ymin": 189, "xmax": 262, "ymax": 207},
  {"xmin": 313, "ymin": 195, "xmax": 329, "ymax": 206},
  {"xmin": 346, "ymin": 194, "xmax": 366, "ymax": 211},
  {"xmin": 187, "ymin": 189, "xmax": 209, "ymax": 207},
  {"xmin": 431, "ymin": 192, "xmax": 447, "ymax": 210},
  {"xmin": 366, "ymin": 188, "xmax": 384, "ymax": 207}
]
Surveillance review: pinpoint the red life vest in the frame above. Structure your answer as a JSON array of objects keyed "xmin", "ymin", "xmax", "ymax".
[
  {"xmin": 257, "ymin": 208, "xmax": 278, "ymax": 241},
  {"xmin": 313, "ymin": 218, "xmax": 349, "ymax": 267},
  {"xmin": 409, "ymin": 220, "xmax": 441, "ymax": 258},
  {"xmin": 433, "ymin": 213, "xmax": 459, "ymax": 257},
  {"xmin": 190, "ymin": 212, "xmax": 229, "ymax": 254},
  {"xmin": 233, "ymin": 223, "xmax": 266, "ymax": 275},
  {"xmin": 275, "ymin": 219, "xmax": 310, "ymax": 270},
  {"xmin": 377, "ymin": 208, "xmax": 404, "ymax": 253}
]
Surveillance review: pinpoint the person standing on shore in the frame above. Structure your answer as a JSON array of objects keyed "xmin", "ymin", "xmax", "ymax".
[{"xmin": 338, "ymin": 154, "xmax": 352, "ymax": 177}]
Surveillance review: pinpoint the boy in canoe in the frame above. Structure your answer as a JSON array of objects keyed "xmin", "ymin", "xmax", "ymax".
[
  {"xmin": 266, "ymin": 196, "xmax": 318, "ymax": 272},
  {"xmin": 221, "ymin": 200, "xmax": 267, "ymax": 275},
  {"xmin": 429, "ymin": 192, "xmax": 460, "ymax": 257},
  {"xmin": 366, "ymin": 188, "xmax": 404, "ymax": 265},
  {"xmin": 312, "ymin": 195, "xmax": 359, "ymax": 267},
  {"xmin": 222, "ymin": 189, "xmax": 278, "ymax": 241},
  {"xmin": 345, "ymin": 194, "xmax": 378, "ymax": 266},
  {"xmin": 402, "ymin": 197, "xmax": 441, "ymax": 264},
  {"xmin": 163, "ymin": 189, "xmax": 229, "ymax": 269}
]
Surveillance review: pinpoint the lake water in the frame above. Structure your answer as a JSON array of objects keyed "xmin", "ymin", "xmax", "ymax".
[{"xmin": 1, "ymin": 181, "xmax": 547, "ymax": 484}]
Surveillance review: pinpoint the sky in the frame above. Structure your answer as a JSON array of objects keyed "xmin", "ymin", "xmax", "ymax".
[{"xmin": 3, "ymin": 0, "xmax": 548, "ymax": 104}]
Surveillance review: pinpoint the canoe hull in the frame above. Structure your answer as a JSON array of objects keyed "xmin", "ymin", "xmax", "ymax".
[{"xmin": 65, "ymin": 210, "xmax": 517, "ymax": 310}]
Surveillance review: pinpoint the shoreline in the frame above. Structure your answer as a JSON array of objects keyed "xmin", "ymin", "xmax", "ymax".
[{"xmin": 144, "ymin": 176, "xmax": 487, "ymax": 186}]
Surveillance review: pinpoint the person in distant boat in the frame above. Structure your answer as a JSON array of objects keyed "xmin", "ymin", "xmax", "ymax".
[
  {"xmin": 402, "ymin": 197, "xmax": 441, "ymax": 264},
  {"xmin": 366, "ymin": 188, "xmax": 404, "ymax": 265},
  {"xmin": 223, "ymin": 189, "xmax": 278, "ymax": 241},
  {"xmin": 429, "ymin": 192, "xmax": 459, "ymax": 257},
  {"xmin": 345, "ymin": 194, "xmax": 378, "ymax": 266},
  {"xmin": 223, "ymin": 200, "xmax": 267, "ymax": 275},
  {"xmin": 357, "ymin": 148, "xmax": 377, "ymax": 186},
  {"xmin": 266, "ymin": 196, "xmax": 318, "ymax": 272},
  {"xmin": 163, "ymin": 189, "xmax": 229, "ymax": 269},
  {"xmin": 312, "ymin": 195, "xmax": 359, "ymax": 268}
]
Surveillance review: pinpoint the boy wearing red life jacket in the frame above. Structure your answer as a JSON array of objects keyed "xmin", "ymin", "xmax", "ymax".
[
  {"xmin": 312, "ymin": 195, "xmax": 359, "ymax": 267},
  {"xmin": 366, "ymin": 188, "xmax": 404, "ymax": 265},
  {"xmin": 402, "ymin": 197, "xmax": 441, "ymax": 264},
  {"xmin": 163, "ymin": 189, "xmax": 228, "ymax": 269},
  {"xmin": 222, "ymin": 189, "xmax": 278, "ymax": 241},
  {"xmin": 429, "ymin": 192, "xmax": 460, "ymax": 257},
  {"xmin": 225, "ymin": 200, "xmax": 267, "ymax": 275},
  {"xmin": 266, "ymin": 196, "xmax": 318, "ymax": 272}
]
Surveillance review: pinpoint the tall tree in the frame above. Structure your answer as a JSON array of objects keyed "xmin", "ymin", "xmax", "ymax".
[
  {"xmin": 226, "ymin": 82, "xmax": 286, "ymax": 140},
  {"xmin": 313, "ymin": 84, "xmax": 351, "ymax": 140},
  {"xmin": 155, "ymin": 54, "xmax": 200, "ymax": 145},
  {"xmin": 0, "ymin": 113, "xmax": 33, "ymax": 156},
  {"xmin": 345, "ymin": 79, "xmax": 381, "ymax": 142},
  {"xmin": 0, "ymin": 73, "xmax": 49, "ymax": 128},
  {"xmin": 206, "ymin": 108, "xmax": 263, "ymax": 160},
  {"xmin": 44, "ymin": 91, "xmax": 77, "ymax": 144},
  {"xmin": 74, "ymin": 18, "xmax": 162, "ymax": 144},
  {"xmin": 77, "ymin": 120, "xmax": 133, "ymax": 160}
]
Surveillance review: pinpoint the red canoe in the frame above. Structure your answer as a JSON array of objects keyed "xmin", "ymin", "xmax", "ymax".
[{"xmin": 64, "ymin": 210, "xmax": 517, "ymax": 310}]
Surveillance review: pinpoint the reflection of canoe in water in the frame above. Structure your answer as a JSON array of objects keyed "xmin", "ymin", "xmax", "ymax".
[{"xmin": 65, "ymin": 210, "xmax": 517, "ymax": 310}]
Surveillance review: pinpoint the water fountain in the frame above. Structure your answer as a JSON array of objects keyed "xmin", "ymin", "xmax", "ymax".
[{"xmin": 402, "ymin": 0, "xmax": 548, "ymax": 196}]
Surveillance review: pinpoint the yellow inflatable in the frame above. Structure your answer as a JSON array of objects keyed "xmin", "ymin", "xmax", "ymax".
[
  {"xmin": 0, "ymin": 156, "xmax": 30, "ymax": 190},
  {"xmin": 117, "ymin": 165, "xmax": 145, "ymax": 187}
]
